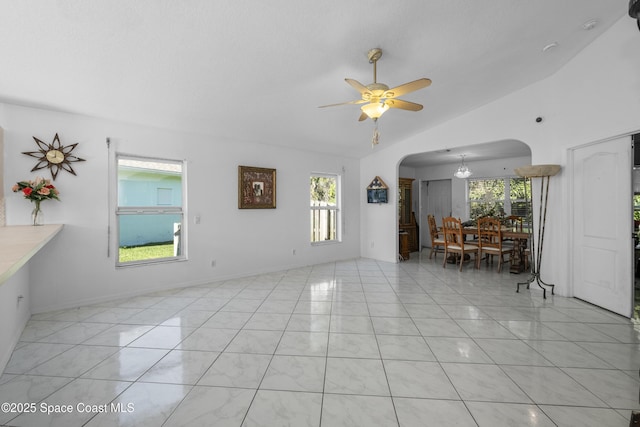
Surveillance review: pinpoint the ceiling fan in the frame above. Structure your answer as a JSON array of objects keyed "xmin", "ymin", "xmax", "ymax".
[{"xmin": 320, "ymin": 48, "xmax": 432, "ymax": 122}]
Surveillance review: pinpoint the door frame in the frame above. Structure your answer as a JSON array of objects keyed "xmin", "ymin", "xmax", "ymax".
[{"xmin": 567, "ymin": 133, "xmax": 634, "ymax": 316}]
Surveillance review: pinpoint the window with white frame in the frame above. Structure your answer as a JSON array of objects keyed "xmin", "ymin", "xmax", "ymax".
[
  {"xmin": 468, "ymin": 177, "xmax": 531, "ymax": 222},
  {"xmin": 508, "ymin": 177, "xmax": 531, "ymax": 219},
  {"xmin": 310, "ymin": 173, "xmax": 341, "ymax": 243},
  {"xmin": 116, "ymin": 155, "xmax": 185, "ymax": 265}
]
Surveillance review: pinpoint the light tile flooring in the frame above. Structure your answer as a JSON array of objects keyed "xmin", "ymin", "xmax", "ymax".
[{"xmin": 1, "ymin": 254, "xmax": 639, "ymax": 426}]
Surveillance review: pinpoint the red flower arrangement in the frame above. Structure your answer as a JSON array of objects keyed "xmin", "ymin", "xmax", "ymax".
[
  {"xmin": 12, "ymin": 177, "xmax": 60, "ymax": 202},
  {"xmin": 12, "ymin": 177, "xmax": 60, "ymax": 225}
]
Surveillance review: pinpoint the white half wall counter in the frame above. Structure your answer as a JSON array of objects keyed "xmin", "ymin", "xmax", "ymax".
[
  {"xmin": 0, "ymin": 224, "xmax": 63, "ymax": 372},
  {"xmin": 0, "ymin": 224, "xmax": 64, "ymax": 284}
]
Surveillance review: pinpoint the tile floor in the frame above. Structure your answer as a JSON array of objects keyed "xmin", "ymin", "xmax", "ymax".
[{"xmin": 1, "ymin": 254, "xmax": 639, "ymax": 426}]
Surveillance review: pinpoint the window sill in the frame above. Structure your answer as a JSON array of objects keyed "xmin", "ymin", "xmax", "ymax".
[
  {"xmin": 116, "ymin": 256, "xmax": 187, "ymax": 268},
  {"xmin": 311, "ymin": 240, "xmax": 341, "ymax": 247}
]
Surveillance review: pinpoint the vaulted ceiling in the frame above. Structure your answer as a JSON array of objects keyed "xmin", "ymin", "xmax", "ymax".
[{"xmin": 0, "ymin": 1, "xmax": 628, "ymax": 159}]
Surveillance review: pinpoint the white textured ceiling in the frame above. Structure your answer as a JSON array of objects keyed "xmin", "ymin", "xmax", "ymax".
[{"xmin": 0, "ymin": 1, "xmax": 628, "ymax": 160}]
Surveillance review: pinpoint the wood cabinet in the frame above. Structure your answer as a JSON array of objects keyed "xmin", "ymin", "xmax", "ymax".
[
  {"xmin": 399, "ymin": 232, "xmax": 410, "ymax": 260},
  {"xmin": 398, "ymin": 178, "xmax": 418, "ymax": 253}
]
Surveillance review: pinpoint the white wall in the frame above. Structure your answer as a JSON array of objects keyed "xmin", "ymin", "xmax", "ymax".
[
  {"xmin": 0, "ymin": 265, "xmax": 30, "ymax": 371},
  {"xmin": 2, "ymin": 105, "xmax": 361, "ymax": 313},
  {"xmin": 360, "ymin": 17, "xmax": 640, "ymax": 298},
  {"xmin": 0, "ymin": 126, "xmax": 4, "ymax": 226}
]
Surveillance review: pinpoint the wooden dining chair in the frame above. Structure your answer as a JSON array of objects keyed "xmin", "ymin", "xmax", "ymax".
[
  {"xmin": 503, "ymin": 215, "xmax": 529, "ymax": 269},
  {"xmin": 477, "ymin": 216, "xmax": 512, "ymax": 272},
  {"xmin": 504, "ymin": 215, "xmax": 523, "ymax": 232},
  {"xmin": 427, "ymin": 214, "xmax": 445, "ymax": 259},
  {"xmin": 442, "ymin": 216, "xmax": 479, "ymax": 271},
  {"xmin": 502, "ymin": 215, "xmax": 523, "ymax": 246}
]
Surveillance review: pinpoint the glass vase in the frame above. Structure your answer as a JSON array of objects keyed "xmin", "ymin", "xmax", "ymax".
[{"xmin": 31, "ymin": 200, "xmax": 43, "ymax": 226}]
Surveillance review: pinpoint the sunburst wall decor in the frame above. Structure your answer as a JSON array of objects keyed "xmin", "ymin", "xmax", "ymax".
[{"xmin": 22, "ymin": 133, "xmax": 85, "ymax": 180}]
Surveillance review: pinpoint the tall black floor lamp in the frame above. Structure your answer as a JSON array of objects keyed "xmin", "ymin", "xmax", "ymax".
[{"xmin": 514, "ymin": 164, "xmax": 561, "ymax": 299}]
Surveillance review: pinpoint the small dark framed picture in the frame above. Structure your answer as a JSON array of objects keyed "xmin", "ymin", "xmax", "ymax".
[
  {"xmin": 367, "ymin": 188, "xmax": 388, "ymax": 203},
  {"xmin": 366, "ymin": 175, "xmax": 389, "ymax": 204},
  {"xmin": 238, "ymin": 166, "xmax": 276, "ymax": 209}
]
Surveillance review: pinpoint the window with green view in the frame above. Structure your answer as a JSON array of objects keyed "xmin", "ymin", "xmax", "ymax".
[
  {"xmin": 116, "ymin": 156, "xmax": 185, "ymax": 265},
  {"xmin": 468, "ymin": 177, "xmax": 531, "ymax": 223},
  {"xmin": 310, "ymin": 174, "xmax": 340, "ymax": 243}
]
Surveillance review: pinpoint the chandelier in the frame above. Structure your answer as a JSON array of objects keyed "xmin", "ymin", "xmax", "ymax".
[{"xmin": 454, "ymin": 155, "xmax": 472, "ymax": 178}]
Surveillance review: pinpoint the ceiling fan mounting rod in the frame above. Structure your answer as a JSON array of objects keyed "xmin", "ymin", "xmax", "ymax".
[
  {"xmin": 373, "ymin": 59, "xmax": 377, "ymax": 83},
  {"xmin": 368, "ymin": 48, "xmax": 382, "ymax": 83}
]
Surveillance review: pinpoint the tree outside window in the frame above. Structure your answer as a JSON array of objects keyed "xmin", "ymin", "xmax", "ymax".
[
  {"xmin": 310, "ymin": 174, "xmax": 340, "ymax": 243},
  {"xmin": 468, "ymin": 179, "xmax": 505, "ymax": 219},
  {"xmin": 634, "ymin": 194, "xmax": 640, "ymax": 226},
  {"xmin": 468, "ymin": 177, "xmax": 531, "ymax": 223},
  {"xmin": 509, "ymin": 177, "xmax": 531, "ymax": 223}
]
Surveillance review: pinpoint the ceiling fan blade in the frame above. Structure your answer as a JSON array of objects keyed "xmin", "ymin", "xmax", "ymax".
[
  {"xmin": 358, "ymin": 112, "xmax": 369, "ymax": 121},
  {"xmin": 386, "ymin": 99, "xmax": 423, "ymax": 111},
  {"xmin": 383, "ymin": 78, "xmax": 431, "ymax": 98},
  {"xmin": 319, "ymin": 99, "xmax": 367, "ymax": 108},
  {"xmin": 345, "ymin": 78, "xmax": 371, "ymax": 95}
]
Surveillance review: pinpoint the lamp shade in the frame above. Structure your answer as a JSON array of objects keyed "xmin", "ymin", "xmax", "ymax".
[
  {"xmin": 514, "ymin": 164, "xmax": 561, "ymax": 178},
  {"xmin": 361, "ymin": 102, "xmax": 389, "ymax": 119}
]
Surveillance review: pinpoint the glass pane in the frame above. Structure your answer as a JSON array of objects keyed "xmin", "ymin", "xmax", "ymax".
[
  {"xmin": 310, "ymin": 209, "xmax": 337, "ymax": 242},
  {"xmin": 118, "ymin": 158, "xmax": 182, "ymax": 207},
  {"xmin": 401, "ymin": 188, "xmax": 412, "ymax": 224},
  {"xmin": 468, "ymin": 179, "xmax": 505, "ymax": 219},
  {"xmin": 509, "ymin": 177, "xmax": 532, "ymax": 226},
  {"xmin": 468, "ymin": 179, "xmax": 505, "ymax": 201},
  {"xmin": 509, "ymin": 178, "xmax": 529, "ymax": 201},
  {"xmin": 118, "ymin": 213, "xmax": 183, "ymax": 263},
  {"xmin": 510, "ymin": 202, "xmax": 529, "ymax": 218},
  {"xmin": 310, "ymin": 176, "xmax": 337, "ymax": 206},
  {"xmin": 470, "ymin": 201, "xmax": 504, "ymax": 219}
]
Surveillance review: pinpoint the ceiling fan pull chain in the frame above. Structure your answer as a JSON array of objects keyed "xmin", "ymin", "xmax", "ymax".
[{"xmin": 372, "ymin": 119, "xmax": 380, "ymax": 147}]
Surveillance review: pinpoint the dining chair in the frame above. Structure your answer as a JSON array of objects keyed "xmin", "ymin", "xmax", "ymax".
[
  {"xmin": 427, "ymin": 214, "xmax": 445, "ymax": 259},
  {"xmin": 477, "ymin": 216, "xmax": 512, "ymax": 273},
  {"xmin": 503, "ymin": 215, "xmax": 529, "ymax": 270},
  {"xmin": 502, "ymin": 215, "xmax": 523, "ymax": 247},
  {"xmin": 442, "ymin": 216, "xmax": 479, "ymax": 271},
  {"xmin": 504, "ymin": 215, "xmax": 523, "ymax": 232}
]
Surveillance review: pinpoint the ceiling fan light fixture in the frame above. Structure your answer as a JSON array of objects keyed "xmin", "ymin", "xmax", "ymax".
[
  {"xmin": 454, "ymin": 155, "xmax": 472, "ymax": 179},
  {"xmin": 319, "ymin": 47, "xmax": 432, "ymax": 130},
  {"xmin": 361, "ymin": 102, "xmax": 389, "ymax": 119}
]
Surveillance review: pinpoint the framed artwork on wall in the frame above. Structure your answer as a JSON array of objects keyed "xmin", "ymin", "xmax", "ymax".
[
  {"xmin": 367, "ymin": 175, "xmax": 388, "ymax": 203},
  {"xmin": 238, "ymin": 165, "xmax": 276, "ymax": 209}
]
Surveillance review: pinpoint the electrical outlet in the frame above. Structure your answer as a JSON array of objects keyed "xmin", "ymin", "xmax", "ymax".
[
  {"xmin": 195, "ymin": 215, "xmax": 201, "ymax": 224},
  {"xmin": 210, "ymin": 260, "xmax": 216, "ymax": 267},
  {"xmin": 292, "ymin": 249, "xmax": 296, "ymax": 255},
  {"xmin": 370, "ymin": 241, "xmax": 375, "ymax": 248}
]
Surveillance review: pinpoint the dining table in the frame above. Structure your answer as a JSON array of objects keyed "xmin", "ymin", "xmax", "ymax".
[{"xmin": 462, "ymin": 227, "xmax": 531, "ymax": 273}]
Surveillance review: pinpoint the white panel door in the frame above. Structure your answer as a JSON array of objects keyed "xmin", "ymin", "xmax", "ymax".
[
  {"xmin": 571, "ymin": 136, "xmax": 632, "ymax": 317},
  {"xmin": 420, "ymin": 179, "xmax": 452, "ymax": 248}
]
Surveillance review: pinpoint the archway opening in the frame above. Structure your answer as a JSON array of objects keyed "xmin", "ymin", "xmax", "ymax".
[{"xmin": 397, "ymin": 139, "xmax": 532, "ymax": 258}]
